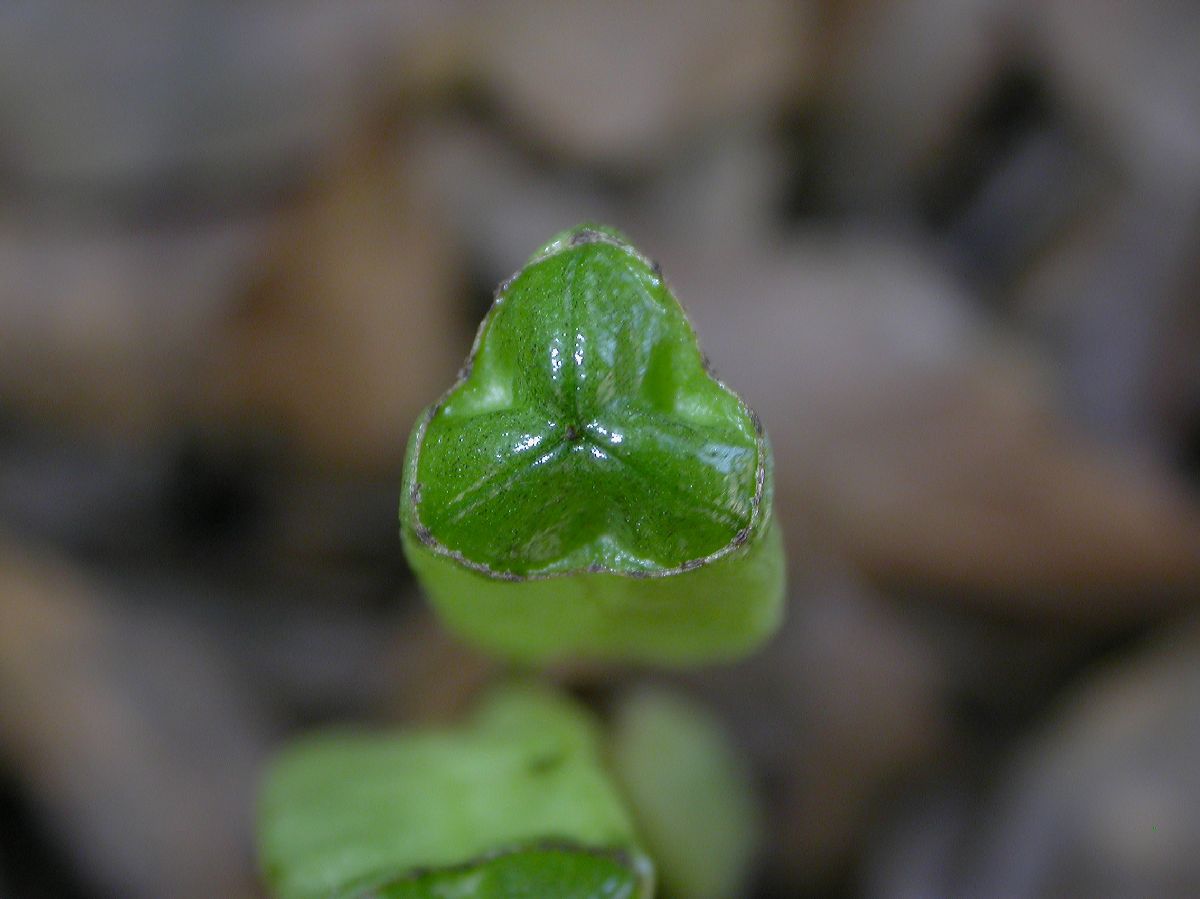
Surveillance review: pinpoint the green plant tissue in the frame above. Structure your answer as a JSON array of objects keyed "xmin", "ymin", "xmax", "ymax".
[
  {"xmin": 401, "ymin": 224, "xmax": 785, "ymax": 664},
  {"xmin": 610, "ymin": 688, "xmax": 760, "ymax": 899},
  {"xmin": 257, "ymin": 684, "xmax": 652, "ymax": 899}
]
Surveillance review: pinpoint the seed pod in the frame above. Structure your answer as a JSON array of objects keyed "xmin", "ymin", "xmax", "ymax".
[
  {"xmin": 258, "ymin": 685, "xmax": 652, "ymax": 899},
  {"xmin": 401, "ymin": 225, "xmax": 785, "ymax": 664}
]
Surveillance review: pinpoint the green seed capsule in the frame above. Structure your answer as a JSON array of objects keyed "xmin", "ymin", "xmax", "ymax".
[
  {"xmin": 257, "ymin": 685, "xmax": 652, "ymax": 899},
  {"xmin": 401, "ymin": 225, "xmax": 785, "ymax": 664}
]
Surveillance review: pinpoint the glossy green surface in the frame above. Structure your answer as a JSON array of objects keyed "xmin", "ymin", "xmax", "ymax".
[
  {"xmin": 401, "ymin": 224, "xmax": 784, "ymax": 663},
  {"xmin": 413, "ymin": 227, "xmax": 758, "ymax": 576},
  {"xmin": 258, "ymin": 685, "xmax": 651, "ymax": 899}
]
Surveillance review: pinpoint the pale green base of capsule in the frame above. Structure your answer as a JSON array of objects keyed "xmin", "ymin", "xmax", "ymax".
[{"xmin": 402, "ymin": 522, "xmax": 785, "ymax": 666}]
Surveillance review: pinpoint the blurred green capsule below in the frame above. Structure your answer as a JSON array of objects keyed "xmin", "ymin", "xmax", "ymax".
[
  {"xmin": 401, "ymin": 225, "xmax": 785, "ymax": 664},
  {"xmin": 258, "ymin": 685, "xmax": 652, "ymax": 899}
]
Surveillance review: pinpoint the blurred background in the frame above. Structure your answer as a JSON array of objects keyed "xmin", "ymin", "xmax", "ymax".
[{"xmin": 2, "ymin": 1, "xmax": 1199, "ymax": 897}]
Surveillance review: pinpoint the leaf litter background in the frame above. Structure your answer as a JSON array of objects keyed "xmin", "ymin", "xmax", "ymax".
[{"xmin": 1, "ymin": 1, "xmax": 1200, "ymax": 897}]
